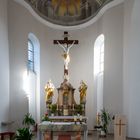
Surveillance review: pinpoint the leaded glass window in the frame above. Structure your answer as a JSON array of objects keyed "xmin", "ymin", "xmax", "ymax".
[{"xmin": 28, "ymin": 39, "xmax": 34, "ymax": 72}]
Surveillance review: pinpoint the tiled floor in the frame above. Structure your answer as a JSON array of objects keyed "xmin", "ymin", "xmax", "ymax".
[
  {"xmin": 2, "ymin": 131, "xmax": 139, "ymax": 140},
  {"xmin": 50, "ymin": 135, "xmax": 140, "ymax": 140},
  {"xmin": 35, "ymin": 131, "xmax": 140, "ymax": 140},
  {"xmin": 87, "ymin": 132, "xmax": 140, "ymax": 140},
  {"xmin": 87, "ymin": 134, "xmax": 140, "ymax": 140}
]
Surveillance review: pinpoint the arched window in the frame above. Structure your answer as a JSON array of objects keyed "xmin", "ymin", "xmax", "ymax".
[
  {"xmin": 27, "ymin": 33, "xmax": 40, "ymax": 122},
  {"xmin": 94, "ymin": 34, "xmax": 104, "ymax": 113},
  {"xmin": 28, "ymin": 39, "xmax": 34, "ymax": 72}
]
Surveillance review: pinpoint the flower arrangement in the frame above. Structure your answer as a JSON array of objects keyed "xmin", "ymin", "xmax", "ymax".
[
  {"xmin": 41, "ymin": 113, "xmax": 50, "ymax": 122},
  {"xmin": 50, "ymin": 104, "xmax": 57, "ymax": 114},
  {"xmin": 100, "ymin": 108, "xmax": 111, "ymax": 135},
  {"xmin": 22, "ymin": 113, "xmax": 35, "ymax": 128},
  {"xmin": 14, "ymin": 127, "xmax": 33, "ymax": 140},
  {"xmin": 14, "ymin": 113, "xmax": 36, "ymax": 140},
  {"xmin": 75, "ymin": 104, "xmax": 83, "ymax": 115}
]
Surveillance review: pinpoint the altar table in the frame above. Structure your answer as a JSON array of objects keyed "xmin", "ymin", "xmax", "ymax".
[
  {"xmin": 38, "ymin": 121, "xmax": 88, "ymax": 140},
  {"xmin": 49, "ymin": 116, "xmax": 87, "ymax": 123}
]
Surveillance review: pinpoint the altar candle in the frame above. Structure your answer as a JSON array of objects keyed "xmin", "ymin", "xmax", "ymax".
[
  {"xmin": 96, "ymin": 113, "xmax": 100, "ymax": 125},
  {"xmin": 74, "ymin": 116, "xmax": 77, "ymax": 122},
  {"xmin": 96, "ymin": 113, "xmax": 99, "ymax": 125},
  {"xmin": 63, "ymin": 109, "xmax": 68, "ymax": 116},
  {"xmin": 80, "ymin": 115, "xmax": 82, "ymax": 121},
  {"xmin": 73, "ymin": 104, "xmax": 74, "ymax": 110},
  {"xmin": 57, "ymin": 104, "xmax": 59, "ymax": 110}
]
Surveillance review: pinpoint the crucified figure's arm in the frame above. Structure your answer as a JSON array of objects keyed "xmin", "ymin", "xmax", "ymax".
[
  {"xmin": 67, "ymin": 41, "xmax": 75, "ymax": 53},
  {"xmin": 57, "ymin": 40, "xmax": 75, "ymax": 54},
  {"xmin": 57, "ymin": 41, "xmax": 67, "ymax": 52}
]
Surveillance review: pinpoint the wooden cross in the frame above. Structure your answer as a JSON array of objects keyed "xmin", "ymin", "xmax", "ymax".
[
  {"xmin": 115, "ymin": 119, "xmax": 125, "ymax": 136},
  {"xmin": 54, "ymin": 31, "xmax": 79, "ymax": 45},
  {"xmin": 54, "ymin": 31, "xmax": 79, "ymax": 79}
]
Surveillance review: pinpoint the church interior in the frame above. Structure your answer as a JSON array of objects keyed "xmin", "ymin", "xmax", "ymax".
[{"xmin": 0, "ymin": 0, "xmax": 140, "ymax": 140}]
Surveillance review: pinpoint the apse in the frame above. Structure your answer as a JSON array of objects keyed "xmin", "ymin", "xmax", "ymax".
[{"xmin": 24, "ymin": 0, "xmax": 113, "ymax": 26}]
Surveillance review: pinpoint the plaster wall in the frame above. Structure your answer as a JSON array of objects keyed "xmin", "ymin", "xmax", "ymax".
[
  {"xmin": 123, "ymin": 0, "xmax": 140, "ymax": 138},
  {"xmin": 8, "ymin": 0, "xmax": 124, "ymax": 131},
  {"xmin": 0, "ymin": 0, "xmax": 10, "ymax": 132}
]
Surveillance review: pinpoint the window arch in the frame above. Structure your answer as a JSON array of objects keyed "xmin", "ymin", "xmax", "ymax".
[
  {"xmin": 94, "ymin": 34, "xmax": 105, "ymax": 113},
  {"xmin": 27, "ymin": 33, "xmax": 40, "ymax": 123}
]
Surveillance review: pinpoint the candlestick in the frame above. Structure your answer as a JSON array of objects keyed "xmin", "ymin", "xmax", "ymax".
[
  {"xmin": 80, "ymin": 115, "xmax": 82, "ymax": 121},
  {"xmin": 74, "ymin": 115, "xmax": 77, "ymax": 124},
  {"xmin": 57, "ymin": 104, "xmax": 59, "ymax": 110},
  {"xmin": 96, "ymin": 113, "xmax": 101, "ymax": 126},
  {"xmin": 73, "ymin": 104, "xmax": 74, "ymax": 110}
]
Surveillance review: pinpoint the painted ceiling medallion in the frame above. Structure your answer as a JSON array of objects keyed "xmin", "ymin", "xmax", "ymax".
[{"xmin": 24, "ymin": 0, "xmax": 113, "ymax": 26}]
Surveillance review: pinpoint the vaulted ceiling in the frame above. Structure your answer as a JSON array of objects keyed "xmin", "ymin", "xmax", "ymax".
[{"xmin": 24, "ymin": 0, "xmax": 114, "ymax": 26}]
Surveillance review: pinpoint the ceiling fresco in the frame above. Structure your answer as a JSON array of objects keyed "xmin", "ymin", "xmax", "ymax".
[{"xmin": 24, "ymin": 0, "xmax": 114, "ymax": 26}]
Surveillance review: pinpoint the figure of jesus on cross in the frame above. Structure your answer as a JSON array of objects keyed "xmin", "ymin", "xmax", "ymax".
[{"xmin": 54, "ymin": 31, "xmax": 79, "ymax": 80}]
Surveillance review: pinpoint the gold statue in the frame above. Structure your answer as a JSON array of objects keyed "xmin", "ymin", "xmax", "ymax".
[
  {"xmin": 45, "ymin": 80, "xmax": 55, "ymax": 103},
  {"xmin": 79, "ymin": 80, "xmax": 87, "ymax": 104}
]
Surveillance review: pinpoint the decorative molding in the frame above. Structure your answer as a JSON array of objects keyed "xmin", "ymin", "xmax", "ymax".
[{"xmin": 14, "ymin": 0, "xmax": 124, "ymax": 30}]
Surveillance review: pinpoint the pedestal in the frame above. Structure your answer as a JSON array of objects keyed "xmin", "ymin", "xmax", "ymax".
[{"xmin": 114, "ymin": 115, "xmax": 126, "ymax": 140}]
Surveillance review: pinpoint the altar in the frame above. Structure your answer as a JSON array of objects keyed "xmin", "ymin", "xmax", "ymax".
[
  {"xmin": 38, "ymin": 121, "xmax": 88, "ymax": 140},
  {"xmin": 49, "ymin": 116, "xmax": 87, "ymax": 123}
]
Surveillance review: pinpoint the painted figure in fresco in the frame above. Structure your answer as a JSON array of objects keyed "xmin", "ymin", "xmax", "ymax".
[
  {"xmin": 79, "ymin": 80, "xmax": 87, "ymax": 104},
  {"xmin": 45, "ymin": 80, "xmax": 55, "ymax": 103}
]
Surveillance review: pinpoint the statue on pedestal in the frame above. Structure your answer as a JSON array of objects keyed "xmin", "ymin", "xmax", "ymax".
[
  {"xmin": 45, "ymin": 80, "xmax": 55, "ymax": 104},
  {"xmin": 79, "ymin": 80, "xmax": 87, "ymax": 104}
]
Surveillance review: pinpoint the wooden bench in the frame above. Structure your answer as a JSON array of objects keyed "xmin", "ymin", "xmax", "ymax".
[{"xmin": 0, "ymin": 132, "xmax": 15, "ymax": 140}]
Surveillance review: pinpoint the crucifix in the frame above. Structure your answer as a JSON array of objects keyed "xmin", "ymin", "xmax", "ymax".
[{"xmin": 54, "ymin": 31, "xmax": 79, "ymax": 80}]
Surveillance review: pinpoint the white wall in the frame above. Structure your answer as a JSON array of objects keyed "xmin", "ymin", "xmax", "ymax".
[
  {"xmin": 95, "ymin": 4, "xmax": 124, "ymax": 133},
  {"xmin": 8, "ymin": 0, "xmax": 98, "ymax": 130},
  {"xmin": 8, "ymin": 0, "xmax": 124, "ymax": 131},
  {"xmin": 0, "ymin": 0, "xmax": 10, "ymax": 132},
  {"xmin": 7, "ymin": 0, "xmax": 140, "ymax": 138},
  {"xmin": 102, "ymin": 4, "xmax": 124, "ymax": 115},
  {"xmin": 123, "ymin": 0, "xmax": 140, "ymax": 138}
]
